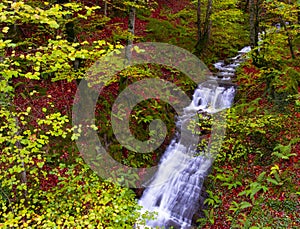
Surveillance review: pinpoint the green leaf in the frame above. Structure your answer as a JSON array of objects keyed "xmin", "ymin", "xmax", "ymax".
[
  {"xmin": 37, "ymin": 162, "xmax": 44, "ymax": 168},
  {"xmin": 257, "ymin": 171, "xmax": 266, "ymax": 182},
  {"xmin": 239, "ymin": 201, "xmax": 252, "ymax": 209},
  {"xmin": 267, "ymin": 177, "xmax": 278, "ymax": 185},
  {"xmin": 48, "ymin": 20, "xmax": 59, "ymax": 29}
]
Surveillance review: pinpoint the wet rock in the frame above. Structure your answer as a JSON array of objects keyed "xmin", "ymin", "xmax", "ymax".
[
  {"xmin": 133, "ymin": 187, "xmax": 145, "ymax": 198},
  {"xmin": 165, "ymin": 220, "xmax": 182, "ymax": 229}
]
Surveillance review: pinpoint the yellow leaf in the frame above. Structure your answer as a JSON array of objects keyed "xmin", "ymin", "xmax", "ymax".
[
  {"xmin": 2, "ymin": 27, "xmax": 9, "ymax": 33},
  {"xmin": 1, "ymin": 15, "xmax": 7, "ymax": 21}
]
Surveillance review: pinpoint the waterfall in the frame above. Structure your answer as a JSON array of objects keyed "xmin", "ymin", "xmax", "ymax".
[{"xmin": 138, "ymin": 47, "xmax": 250, "ymax": 229}]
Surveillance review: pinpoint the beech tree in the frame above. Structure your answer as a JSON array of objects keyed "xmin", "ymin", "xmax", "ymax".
[
  {"xmin": 119, "ymin": 0, "xmax": 155, "ymax": 92},
  {"xmin": 249, "ymin": 0, "xmax": 262, "ymax": 66},
  {"xmin": 195, "ymin": 0, "xmax": 213, "ymax": 54}
]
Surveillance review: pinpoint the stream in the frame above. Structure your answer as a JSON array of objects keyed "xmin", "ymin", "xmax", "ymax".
[{"xmin": 137, "ymin": 46, "xmax": 251, "ymax": 229}]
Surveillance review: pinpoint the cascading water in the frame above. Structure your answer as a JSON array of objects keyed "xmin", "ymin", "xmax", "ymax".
[{"xmin": 138, "ymin": 47, "xmax": 251, "ymax": 229}]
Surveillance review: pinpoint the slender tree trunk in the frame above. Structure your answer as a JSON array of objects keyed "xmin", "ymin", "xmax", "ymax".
[
  {"xmin": 287, "ymin": 35, "xmax": 295, "ymax": 59},
  {"xmin": 244, "ymin": 0, "xmax": 250, "ymax": 12},
  {"xmin": 298, "ymin": 5, "xmax": 300, "ymax": 25},
  {"xmin": 249, "ymin": 0, "xmax": 257, "ymax": 48},
  {"xmin": 195, "ymin": 0, "xmax": 212, "ymax": 54},
  {"xmin": 58, "ymin": 0, "xmax": 76, "ymax": 42},
  {"xmin": 120, "ymin": 3, "xmax": 136, "ymax": 92},
  {"xmin": 14, "ymin": 117, "xmax": 28, "ymax": 200},
  {"xmin": 104, "ymin": 0, "xmax": 108, "ymax": 16},
  {"xmin": 125, "ymin": 5, "xmax": 136, "ymax": 64},
  {"xmin": 280, "ymin": 18, "xmax": 296, "ymax": 59},
  {"xmin": 249, "ymin": 0, "xmax": 261, "ymax": 66},
  {"xmin": 255, "ymin": 0, "xmax": 262, "ymax": 47},
  {"xmin": 204, "ymin": 0, "xmax": 212, "ymax": 41},
  {"xmin": 297, "ymin": 3, "xmax": 300, "ymax": 37},
  {"xmin": 197, "ymin": 0, "xmax": 202, "ymax": 41}
]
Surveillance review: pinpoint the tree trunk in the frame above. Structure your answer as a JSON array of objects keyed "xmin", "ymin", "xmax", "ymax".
[
  {"xmin": 249, "ymin": 0, "xmax": 261, "ymax": 66},
  {"xmin": 57, "ymin": 0, "xmax": 76, "ymax": 42},
  {"xmin": 204, "ymin": 0, "xmax": 212, "ymax": 41},
  {"xmin": 287, "ymin": 35, "xmax": 295, "ymax": 58},
  {"xmin": 249, "ymin": 0, "xmax": 257, "ymax": 48},
  {"xmin": 195, "ymin": 0, "xmax": 212, "ymax": 54},
  {"xmin": 255, "ymin": 0, "xmax": 262, "ymax": 47},
  {"xmin": 125, "ymin": 5, "xmax": 136, "ymax": 64},
  {"xmin": 104, "ymin": 0, "xmax": 108, "ymax": 16},
  {"xmin": 14, "ymin": 117, "xmax": 28, "ymax": 201},
  {"xmin": 298, "ymin": 5, "xmax": 300, "ymax": 25},
  {"xmin": 120, "ymin": 3, "xmax": 136, "ymax": 92},
  {"xmin": 197, "ymin": 0, "xmax": 202, "ymax": 42},
  {"xmin": 244, "ymin": 0, "xmax": 250, "ymax": 12},
  {"xmin": 280, "ymin": 18, "xmax": 296, "ymax": 59}
]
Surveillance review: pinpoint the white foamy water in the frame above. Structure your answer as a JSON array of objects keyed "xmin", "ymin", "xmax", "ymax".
[{"xmin": 138, "ymin": 83, "xmax": 235, "ymax": 229}]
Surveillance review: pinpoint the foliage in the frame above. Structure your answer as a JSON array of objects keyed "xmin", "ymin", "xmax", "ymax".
[
  {"xmin": 218, "ymin": 102, "xmax": 284, "ymax": 163},
  {"xmin": 248, "ymin": 0, "xmax": 300, "ymax": 102},
  {"xmin": 0, "ymin": 0, "xmax": 151, "ymax": 227},
  {"xmin": 139, "ymin": 15, "xmax": 196, "ymax": 51},
  {"xmin": 95, "ymin": 64, "xmax": 191, "ymax": 168},
  {"xmin": 0, "ymin": 1, "xmax": 119, "ymax": 82},
  {"xmin": 272, "ymin": 138, "xmax": 300, "ymax": 161},
  {"xmin": 201, "ymin": 157, "xmax": 299, "ymax": 228},
  {"xmin": 0, "ymin": 97, "xmax": 149, "ymax": 227},
  {"xmin": 210, "ymin": 0, "xmax": 249, "ymax": 57},
  {"xmin": 193, "ymin": 0, "xmax": 249, "ymax": 63}
]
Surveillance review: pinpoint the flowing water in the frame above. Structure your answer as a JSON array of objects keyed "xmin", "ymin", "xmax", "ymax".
[{"xmin": 138, "ymin": 47, "xmax": 251, "ymax": 229}]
